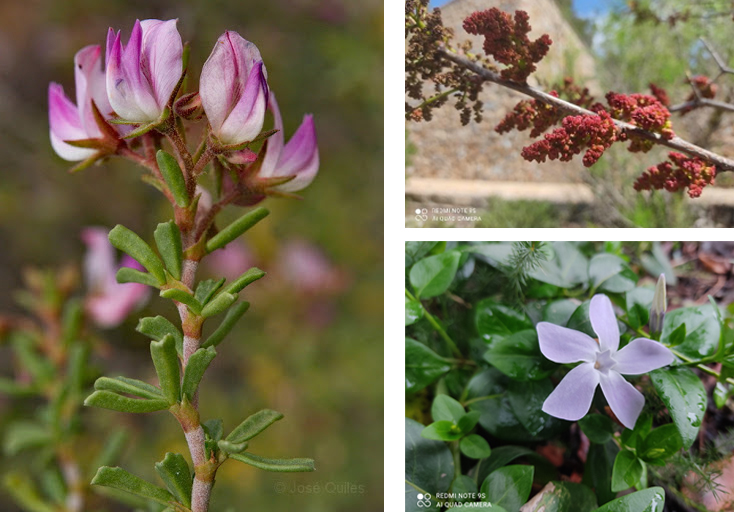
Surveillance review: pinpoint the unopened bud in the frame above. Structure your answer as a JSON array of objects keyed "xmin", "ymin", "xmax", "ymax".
[
  {"xmin": 650, "ymin": 273, "xmax": 667, "ymax": 335},
  {"xmin": 174, "ymin": 91, "xmax": 204, "ymax": 120}
]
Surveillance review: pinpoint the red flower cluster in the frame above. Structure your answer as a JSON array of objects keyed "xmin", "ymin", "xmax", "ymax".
[
  {"xmin": 521, "ymin": 110, "xmax": 618, "ymax": 167},
  {"xmin": 634, "ymin": 152, "xmax": 716, "ymax": 198},
  {"xmin": 681, "ymin": 75, "xmax": 718, "ymax": 115},
  {"xmin": 648, "ymin": 83, "xmax": 670, "ymax": 107},
  {"xmin": 606, "ymin": 92, "xmax": 674, "ymax": 139},
  {"xmin": 463, "ymin": 8, "xmax": 552, "ymax": 83}
]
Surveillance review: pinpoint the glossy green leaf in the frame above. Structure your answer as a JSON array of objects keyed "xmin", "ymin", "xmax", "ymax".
[
  {"xmin": 638, "ymin": 424, "xmax": 682, "ymax": 463},
  {"xmin": 451, "ymin": 475, "xmax": 478, "ymax": 502},
  {"xmin": 595, "ymin": 487, "xmax": 665, "ymax": 512},
  {"xmin": 405, "ymin": 296, "xmax": 424, "ymax": 326},
  {"xmin": 154, "ymin": 453, "xmax": 192, "ymax": 508},
  {"xmin": 541, "ymin": 299, "xmax": 580, "ymax": 326},
  {"xmin": 84, "ymin": 390, "xmax": 170, "ymax": 413},
  {"xmin": 583, "ymin": 440, "xmax": 618, "ymax": 504},
  {"xmin": 457, "ymin": 411, "xmax": 481, "ymax": 433},
  {"xmin": 661, "ymin": 305, "xmax": 720, "ymax": 359},
  {"xmin": 91, "ymin": 466, "xmax": 174, "ymax": 506},
  {"xmin": 578, "ymin": 414, "xmax": 616, "ymax": 444},
  {"xmin": 116, "ymin": 267, "xmax": 160, "ymax": 287},
  {"xmin": 194, "ymin": 278, "xmax": 226, "ymax": 305},
  {"xmin": 228, "ymin": 452, "xmax": 314, "ymax": 472},
  {"xmin": 201, "ymin": 292, "xmax": 237, "ymax": 318},
  {"xmin": 108, "ymin": 225, "xmax": 166, "ymax": 285},
  {"xmin": 421, "ymin": 420, "xmax": 463, "ymax": 441},
  {"xmin": 611, "ymin": 450, "xmax": 643, "ymax": 492},
  {"xmin": 626, "ymin": 286, "xmax": 654, "ymax": 330},
  {"xmin": 431, "ymin": 394, "xmax": 465, "ymax": 423},
  {"xmin": 405, "ymin": 418, "xmax": 453, "ymax": 512},
  {"xmin": 94, "ymin": 376, "xmax": 164, "ymax": 400},
  {"xmin": 224, "ymin": 267, "xmax": 265, "ymax": 294},
  {"xmin": 137, "ymin": 316, "xmax": 184, "ymax": 357},
  {"xmin": 475, "ymin": 299, "xmax": 534, "ymax": 341},
  {"xmin": 521, "ymin": 481, "xmax": 597, "ymax": 512},
  {"xmin": 181, "ymin": 347, "xmax": 216, "ymax": 400},
  {"xmin": 405, "ymin": 241, "xmax": 442, "ymax": 267},
  {"xmin": 160, "ymin": 288, "xmax": 202, "ymax": 315},
  {"xmin": 405, "ymin": 338, "xmax": 452, "ymax": 394},
  {"xmin": 150, "ymin": 335, "xmax": 181, "ymax": 404},
  {"xmin": 507, "ymin": 378, "xmax": 556, "ymax": 437},
  {"xmin": 227, "ymin": 409, "xmax": 284, "ymax": 443},
  {"xmin": 484, "ymin": 330, "xmax": 556, "ymax": 381},
  {"xmin": 3, "ymin": 421, "xmax": 51, "ymax": 455},
  {"xmin": 650, "ymin": 367, "xmax": 706, "ymax": 449},
  {"xmin": 566, "ymin": 301, "xmax": 596, "ymax": 338},
  {"xmin": 481, "ymin": 464, "xmax": 534, "ymax": 512},
  {"xmin": 154, "ymin": 222, "xmax": 183, "ymax": 280},
  {"xmin": 529, "ymin": 242, "xmax": 588, "ymax": 288},
  {"xmin": 460, "ymin": 434, "xmax": 491, "ymax": 459},
  {"xmin": 156, "ymin": 150, "xmax": 189, "ymax": 207},
  {"xmin": 589, "ymin": 253, "xmax": 637, "ymax": 293},
  {"xmin": 409, "ymin": 251, "xmax": 461, "ymax": 299},
  {"xmin": 206, "ymin": 207, "xmax": 270, "ymax": 253},
  {"xmin": 640, "ymin": 242, "xmax": 677, "ymax": 285},
  {"xmin": 202, "ymin": 302, "xmax": 250, "ymax": 348},
  {"xmin": 666, "ymin": 323, "xmax": 686, "ymax": 348}
]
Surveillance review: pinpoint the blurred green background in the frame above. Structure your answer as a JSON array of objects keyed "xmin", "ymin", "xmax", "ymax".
[{"xmin": 0, "ymin": 0, "xmax": 383, "ymax": 510}]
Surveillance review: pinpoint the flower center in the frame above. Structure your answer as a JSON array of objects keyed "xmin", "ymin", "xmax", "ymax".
[{"xmin": 594, "ymin": 349, "xmax": 616, "ymax": 373}]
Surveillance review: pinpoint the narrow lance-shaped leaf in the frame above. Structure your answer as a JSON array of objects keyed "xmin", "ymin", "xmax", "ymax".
[
  {"xmin": 137, "ymin": 316, "xmax": 184, "ymax": 357},
  {"xmin": 160, "ymin": 288, "xmax": 202, "ymax": 315},
  {"xmin": 91, "ymin": 430, "xmax": 128, "ymax": 477},
  {"xmin": 224, "ymin": 268, "xmax": 266, "ymax": 294},
  {"xmin": 156, "ymin": 150, "xmax": 190, "ymax": 207},
  {"xmin": 202, "ymin": 302, "xmax": 250, "ymax": 348},
  {"xmin": 116, "ymin": 267, "xmax": 160, "ymax": 287},
  {"xmin": 91, "ymin": 466, "xmax": 175, "ymax": 506},
  {"xmin": 3, "ymin": 421, "xmax": 52, "ymax": 456},
  {"xmin": 154, "ymin": 221, "xmax": 183, "ymax": 280},
  {"xmin": 108, "ymin": 225, "xmax": 167, "ymax": 285},
  {"xmin": 226, "ymin": 409, "xmax": 284, "ymax": 443},
  {"xmin": 154, "ymin": 453, "xmax": 192, "ymax": 509},
  {"xmin": 218, "ymin": 440, "xmax": 248, "ymax": 454},
  {"xmin": 201, "ymin": 292, "xmax": 237, "ymax": 318},
  {"xmin": 94, "ymin": 376, "xmax": 164, "ymax": 400},
  {"xmin": 150, "ymin": 335, "xmax": 181, "ymax": 405},
  {"xmin": 206, "ymin": 207, "xmax": 270, "ymax": 253},
  {"xmin": 228, "ymin": 452, "xmax": 315, "ymax": 472},
  {"xmin": 195, "ymin": 278, "xmax": 226, "ymax": 305},
  {"xmin": 181, "ymin": 347, "xmax": 216, "ymax": 400},
  {"xmin": 84, "ymin": 390, "xmax": 170, "ymax": 413}
]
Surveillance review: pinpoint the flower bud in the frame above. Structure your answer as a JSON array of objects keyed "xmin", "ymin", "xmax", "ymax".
[
  {"xmin": 649, "ymin": 273, "xmax": 667, "ymax": 335},
  {"xmin": 200, "ymin": 31, "xmax": 269, "ymax": 146},
  {"xmin": 174, "ymin": 91, "xmax": 204, "ymax": 120},
  {"xmin": 106, "ymin": 19, "xmax": 183, "ymax": 122}
]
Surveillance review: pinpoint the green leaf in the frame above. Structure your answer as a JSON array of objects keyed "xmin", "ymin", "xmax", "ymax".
[
  {"xmin": 224, "ymin": 267, "xmax": 266, "ymax": 294},
  {"xmin": 640, "ymin": 242, "xmax": 677, "ymax": 285},
  {"xmin": 150, "ymin": 335, "xmax": 181, "ymax": 405},
  {"xmin": 202, "ymin": 302, "xmax": 250, "ymax": 348},
  {"xmin": 218, "ymin": 439, "xmax": 249, "ymax": 454},
  {"xmin": 160, "ymin": 288, "xmax": 202, "ymax": 315},
  {"xmin": 405, "ymin": 338, "xmax": 452, "ymax": 394},
  {"xmin": 521, "ymin": 481, "xmax": 597, "ymax": 512},
  {"xmin": 108, "ymin": 225, "xmax": 166, "ymax": 285},
  {"xmin": 480, "ymin": 465, "xmax": 534, "ymax": 512},
  {"xmin": 84, "ymin": 390, "xmax": 170, "ymax": 413},
  {"xmin": 405, "ymin": 418, "xmax": 453, "ymax": 512},
  {"xmin": 475, "ymin": 299, "xmax": 533, "ymax": 340},
  {"xmin": 116, "ymin": 267, "xmax": 160, "ymax": 287},
  {"xmin": 94, "ymin": 376, "xmax": 164, "ymax": 400},
  {"xmin": 529, "ymin": 242, "xmax": 588, "ymax": 288},
  {"xmin": 421, "ymin": 420, "xmax": 463, "ymax": 441},
  {"xmin": 460, "ymin": 435, "xmax": 491, "ymax": 459},
  {"xmin": 3, "ymin": 472, "xmax": 57, "ymax": 512},
  {"xmin": 566, "ymin": 301, "xmax": 596, "ymax": 338},
  {"xmin": 451, "ymin": 475, "xmax": 478, "ymax": 502},
  {"xmin": 91, "ymin": 429, "xmax": 128, "ymax": 475},
  {"xmin": 484, "ymin": 330, "xmax": 556, "ymax": 381},
  {"xmin": 181, "ymin": 347, "xmax": 216, "ymax": 400},
  {"xmin": 611, "ymin": 450, "xmax": 643, "ymax": 492},
  {"xmin": 227, "ymin": 409, "xmax": 284, "ymax": 443},
  {"xmin": 154, "ymin": 453, "xmax": 192, "ymax": 508},
  {"xmin": 201, "ymin": 292, "xmax": 237, "ymax": 318},
  {"xmin": 206, "ymin": 207, "xmax": 269, "ymax": 253},
  {"xmin": 507, "ymin": 379, "xmax": 556, "ymax": 437},
  {"xmin": 154, "ymin": 222, "xmax": 183, "ymax": 280},
  {"xmin": 666, "ymin": 323, "xmax": 686, "ymax": 348},
  {"xmin": 228, "ymin": 452, "xmax": 314, "ymax": 472},
  {"xmin": 431, "ymin": 394, "xmax": 465, "ymax": 423},
  {"xmin": 195, "ymin": 278, "xmax": 226, "ymax": 305},
  {"xmin": 583, "ymin": 440, "xmax": 619, "ymax": 504},
  {"xmin": 541, "ymin": 299, "xmax": 580, "ymax": 326},
  {"xmin": 3, "ymin": 421, "xmax": 52, "ymax": 455},
  {"xmin": 650, "ymin": 367, "xmax": 706, "ymax": 449},
  {"xmin": 638, "ymin": 424, "xmax": 682, "ymax": 463},
  {"xmin": 409, "ymin": 251, "xmax": 461, "ymax": 299},
  {"xmin": 405, "ymin": 241, "xmax": 442, "ymax": 267},
  {"xmin": 579, "ymin": 414, "xmax": 616, "ymax": 444},
  {"xmin": 405, "ymin": 295, "xmax": 424, "ymax": 326},
  {"xmin": 626, "ymin": 286, "xmax": 654, "ymax": 329},
  {"xmin": 456, "ymin": 411, "xmax": 481, "ymax": 433},
  {"xmin": 137, "ymin": 316, "xmax": 184, "ymax": 357},
  {"xmin": 91, "ymin": 466, "xmax": 175, "ymax": 506},
  {"xmin": 202, "ymin": 419, "xmax": 224, "ymax": 442},
  {"xmin": 661, "ymin": 305, "xmax": 720, "ymax": 359},
  {"xmin": 589, "ymin": 253, "xmax": 638, "ymax": 293},
  {"xmin": 594, "ymin": 487, "xmax": 665, "ymax": 512},
  {"xmin": 156, "ymin": 150, "xmax": 189, "ymax": 207}
]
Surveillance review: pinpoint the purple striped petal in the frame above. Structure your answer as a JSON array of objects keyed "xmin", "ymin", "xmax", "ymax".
[
  {"xmin": 140, "ymin": 19, "xmax": 182, "ymax": 109},
  {"xmin": 217, "ymin": 61, "xmax": 268, "ymax": 145},
  {"xmin": 614, "ymin": 338, "xmax": 674, "ymax": 375},
  {"xmin": 590, "ymin": 294, "xmax": 620, "ymax": 352},
  {"xmin": 537, "ymin": 321, "xmax": 599, "ymax": 364},
  {"xmin": 48, "ymin": 83, "xmax": 95, "ymax": 161},
  {"xmin": 599, "ymin": 370, "xmax": 645, "ymax": 430},
  {"xmin": 74, "ymin": 45, "xmax": 110, "ymax": 136},
  {"xmin": 542, "ymin": 362, "xmax": 599, "ymax": 421}
]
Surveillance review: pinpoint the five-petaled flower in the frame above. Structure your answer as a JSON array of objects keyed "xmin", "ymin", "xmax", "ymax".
[{"xmin": 537, "ymin": 294, "xmax": 674, "ymax": 430}]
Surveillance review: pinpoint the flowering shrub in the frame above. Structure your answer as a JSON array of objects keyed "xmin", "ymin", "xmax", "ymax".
[{"xmin": 406, "ymin": 241, "xmax": 734, "ymax": 511}]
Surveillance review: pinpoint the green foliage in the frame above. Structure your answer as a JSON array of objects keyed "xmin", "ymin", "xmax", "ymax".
[
  {"xmin": 108, "ymin": 225, "xmax": 167, "ymax": 285},
  {"xmin": 226, "ymin": 409, "xmax": 284, "ymax": 444},
  {"xmin": 156, "ymin": 151, "xmax": 190, "ymax": 207},
  {"xmin": 205, "ymin": 208, "xmax": 269, "ymax": 253}
]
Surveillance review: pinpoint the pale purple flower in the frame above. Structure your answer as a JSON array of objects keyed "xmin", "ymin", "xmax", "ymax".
[
  {"xmin": 259, "ymin": 94, "xmax": 319, "ymax": 192},
  {"xmin": 538, "ymin": 294, "xmax": 674, "ymax": 429},
  {"xmin": 82, "ymin": 228, "xmax": 149, "ymax": 328},
  {"xmin": 199, "ymin": 31, "xmax": 269, "ymax": 145},
  {"xmin": 106, "ymin": 19, "xmax": 183, "ymax": 122},
  {"xmin": 49, "ymin": 45, "xmax": 112, "ymax": 161}
]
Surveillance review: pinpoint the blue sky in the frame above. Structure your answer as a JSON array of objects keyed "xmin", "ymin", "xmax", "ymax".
[{"xmin": 428, "ymin": 0, "xmax": 614, "ymax": 17}]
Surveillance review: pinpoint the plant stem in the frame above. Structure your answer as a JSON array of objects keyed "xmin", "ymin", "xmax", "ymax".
[{"xmin": 405, "ymin": 289, "xmax": 463, "ymax": 358}]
